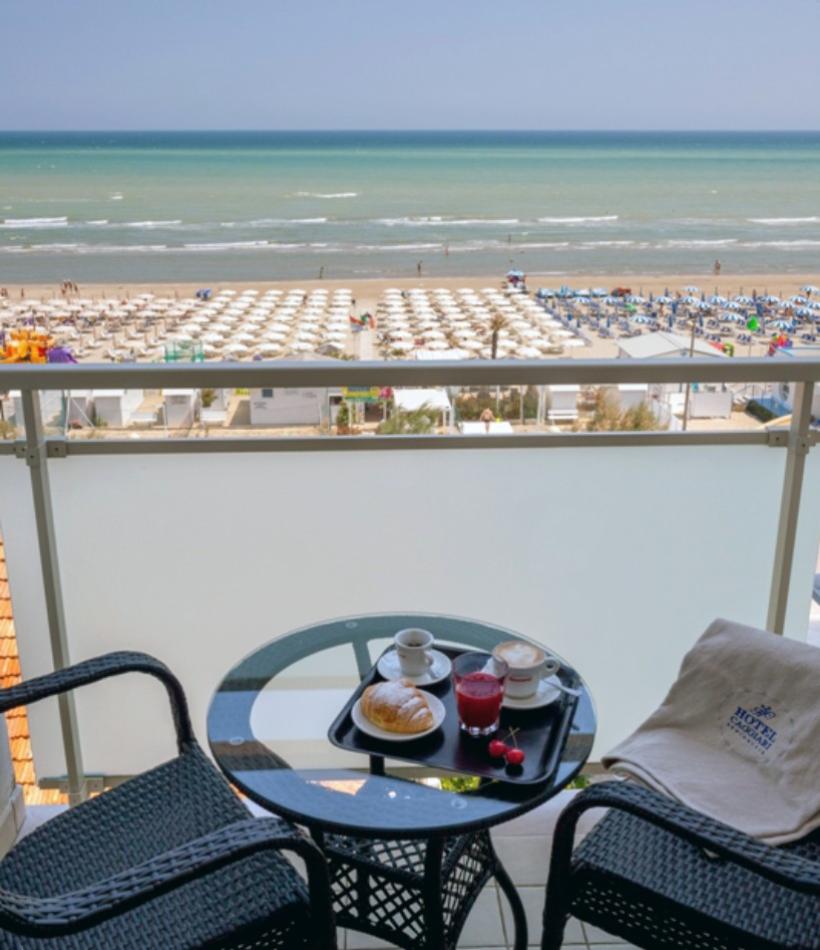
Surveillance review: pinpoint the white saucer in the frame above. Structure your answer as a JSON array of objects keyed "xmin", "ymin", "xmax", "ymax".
[
  {"xmin": 376, "ymin": 648, "xmax": 452, "ymax": 686},
  {"xmin": 502, "ymin": 675, "xmax": 562, "ymax": 710},
  {"xmin": 351, "ymin": 692, "xmax": 446, "ymax": 742}
]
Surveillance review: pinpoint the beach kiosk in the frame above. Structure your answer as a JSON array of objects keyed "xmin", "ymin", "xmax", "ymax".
[
  {"xmin": 249, "ymin": 387, "xmax": 323, "ymax": 427},
  {"xmin": 91, "ymin": 389, "xmax": 144, "ymax": 427},
  {"xmin": 162, "ymin": 389, "xmax": 200, "ymax": 428},
  {"xmin": 617, "ymin": 331, "xmax": 731, "ymax": 419}
]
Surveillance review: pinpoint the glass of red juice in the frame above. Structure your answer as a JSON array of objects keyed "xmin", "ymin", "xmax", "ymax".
[{"xmin": 452, "ymin": 652, "xmax": 509, "ymax": 736}]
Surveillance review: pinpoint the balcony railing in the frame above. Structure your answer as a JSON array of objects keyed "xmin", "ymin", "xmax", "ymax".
[{"xmin": 0, "ymin": 357, "xmax": 818, "ymax": 805}]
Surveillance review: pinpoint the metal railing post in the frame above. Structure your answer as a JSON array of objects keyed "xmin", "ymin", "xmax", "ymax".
[
  {"xmin": 766, "ymin": 382, "xmax": 814, "ymax": 635},
  {"xmin": 20, "ymin": 390, "xmax": 87, "ymax": 805}
]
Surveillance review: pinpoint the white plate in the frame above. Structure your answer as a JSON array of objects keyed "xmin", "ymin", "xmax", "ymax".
[
  {"xmin": 351, "ymin": 692, "xmax": 446, "ymax": 742},
  {"xmin": 502, "ymin": 674, "xmax": 562, "ymax": 710},
  {"xmin": 376, "ymin": 647, "xmax": 452, "ymax": 687}
]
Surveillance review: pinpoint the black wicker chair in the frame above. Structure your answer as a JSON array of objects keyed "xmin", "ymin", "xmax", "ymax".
[
  {"xmin": 541, "ymin": 781, "xmax": 820, "ymax": 950},
  {"xmin": 0, "ymin": 651, "xmax": 336, "ymax": 948}
]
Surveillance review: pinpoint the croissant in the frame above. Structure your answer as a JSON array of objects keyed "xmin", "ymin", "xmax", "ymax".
[{"xmin": 361, "ymin": 678, "xmax": 434, "ymax": 733}]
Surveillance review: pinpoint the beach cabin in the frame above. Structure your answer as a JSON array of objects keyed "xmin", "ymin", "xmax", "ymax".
[
  {"xmin": 546, "ymin": 384, "xmax": 580, "ymax": 423},
  {"xmin": 162, "ymin": 389, "xmax": 200, "ymax": 428},
  {"xmin": 10, "ymin": 390, "xmax": 65, "ymax": 429},
  {"xmin": 66, "ymin": 391, "xmax": 94, "ymax": 427},
  {"xmin": 92, "ymin": 389, "xmax": 144, "ymax": 427},
  {"xmin": 249, "ymin": 387, "xmax": 324, "ymax": 427},
  {"xmin": 617, "ymin": 331, "xmax": 731, "ymax": 419},
  {"xmin": 615, "ymin": 383, "xmax": 650, "ymax": 411}
]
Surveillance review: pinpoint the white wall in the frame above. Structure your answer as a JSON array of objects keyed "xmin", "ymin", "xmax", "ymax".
[
  {"xmin": 249, "ymin": 388, "xmax": 323, "ymax": 426},
  {"xmin": 1, "ymin": 444, "xmax": 817, "ymax": 781}
]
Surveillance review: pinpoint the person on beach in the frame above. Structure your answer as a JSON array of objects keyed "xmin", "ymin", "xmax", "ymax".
[
  {"xmin": 416, "ymin": 261, "xmax": 423, "ymax": 276},
  {"xmin": 714, "ymin": 259, "xmax": 721, "ymax": 275}
]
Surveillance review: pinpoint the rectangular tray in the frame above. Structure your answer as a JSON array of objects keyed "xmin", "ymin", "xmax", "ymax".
[{"xmin": 327, "ymin": 645, "xmax": 578, "ymax": 786}]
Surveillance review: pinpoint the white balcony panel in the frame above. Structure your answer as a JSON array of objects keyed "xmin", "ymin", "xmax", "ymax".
[{"xmin": 1, "ymin": 444, "xmax": 817, "ymax": 781}]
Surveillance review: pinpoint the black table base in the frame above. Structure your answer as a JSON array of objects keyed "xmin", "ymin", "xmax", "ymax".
[{"xmin": 319, "ymin": 829, "xmax": 527, "ymax": 950}]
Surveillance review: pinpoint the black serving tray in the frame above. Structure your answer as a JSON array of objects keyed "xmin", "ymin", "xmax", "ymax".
[{"xmin": 327, "ymin": 645, "xmax": 578, "ymax": 786}]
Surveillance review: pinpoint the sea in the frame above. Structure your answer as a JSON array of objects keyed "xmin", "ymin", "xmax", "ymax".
[{"xmin": 1, "ymin": 131, "xmax": 819, "ymax": 284}]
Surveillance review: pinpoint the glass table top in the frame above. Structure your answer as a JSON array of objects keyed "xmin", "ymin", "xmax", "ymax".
[{"xmin": 207, "ymin": 613, "xmax": 596, "ymax": 838}]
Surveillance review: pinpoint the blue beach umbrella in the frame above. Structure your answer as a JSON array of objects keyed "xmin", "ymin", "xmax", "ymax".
[
  {"xmin": 800, "ymin": 285, "xmax": 820, "ymax": 295},
  {"xmin": 683, "ymin": 285, "xmax": 700, "ymax": 293},
  {"xmin": 708, "ymin": 295, "xmax": 728, "ymax": 305}
]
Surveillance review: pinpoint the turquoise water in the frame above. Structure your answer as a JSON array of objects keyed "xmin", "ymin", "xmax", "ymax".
[{"xmin": 1, "ymin": 131, "xmax": 819, "ymax": 282}]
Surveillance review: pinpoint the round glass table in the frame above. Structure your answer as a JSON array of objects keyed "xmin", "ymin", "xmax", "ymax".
[{"xmin": 208, "ymin": 613, "xmax": 596, "ymax": 950}]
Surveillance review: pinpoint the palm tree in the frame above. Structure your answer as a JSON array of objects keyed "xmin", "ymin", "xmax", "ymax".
[{"xmin": 488, "ymin": 314, "xmax": 507, "ymax": 360}]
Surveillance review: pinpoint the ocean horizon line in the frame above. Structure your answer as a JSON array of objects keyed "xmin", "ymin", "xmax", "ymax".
[{"xmin": 2, "ymin": 128, "xmax": 820, "ymax": 135}]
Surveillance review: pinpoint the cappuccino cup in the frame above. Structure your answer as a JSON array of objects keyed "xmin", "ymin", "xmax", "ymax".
[
  {"xmin": 394, "ymin": 628, "xmax": 434, "ymax": 677},
  {"xmin": 492, "ymin": 640, "xmax": 560, "ymax": 699}
]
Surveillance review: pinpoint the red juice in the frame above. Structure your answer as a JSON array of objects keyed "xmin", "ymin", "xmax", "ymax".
[{"xmin": 455, "ymin": 672, "xmax": 503, "ymax": 729}]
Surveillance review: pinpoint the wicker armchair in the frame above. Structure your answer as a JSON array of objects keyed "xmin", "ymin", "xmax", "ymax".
[
  {"xmin": 541, "ymin": 781, "xmax": 820, "ymax": 950},
  {"xmin": 0, "ymin": 651, "xmax": 336, "ymax": 948}
]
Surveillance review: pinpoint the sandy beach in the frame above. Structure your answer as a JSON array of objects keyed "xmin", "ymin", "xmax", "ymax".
[{"xmin": 5, "ymin": 272, "xmax": 816, "ymax": 315}]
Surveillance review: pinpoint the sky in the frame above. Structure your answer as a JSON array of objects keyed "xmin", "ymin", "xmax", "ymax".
[{"xmin": 2, "ymin": 0, "xmax": 819, "ymax": 130}]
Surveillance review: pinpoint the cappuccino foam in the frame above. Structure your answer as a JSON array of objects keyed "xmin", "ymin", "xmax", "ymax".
[{"xmin": 494, "ymin": 640, "xmax": 544, "ymax": 668}]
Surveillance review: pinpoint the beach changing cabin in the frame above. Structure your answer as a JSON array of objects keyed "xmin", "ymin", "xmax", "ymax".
[
  {"xmin": 617, "ymin": 331, "xmax": 731, "ymax": 419},
  {"xmin": 249, "ymin": 387, "xmax": 324, "ymax": 426},
  {"xmin": 162, "ymin": 389, "xmax": 200, "ymax": 428},
  {"xmin": 92, "ymin": 389, "xmax": 144, "ymax": 427}
]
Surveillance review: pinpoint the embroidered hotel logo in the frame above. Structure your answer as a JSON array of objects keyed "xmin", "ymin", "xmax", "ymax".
[{"xmin": 727, "ymin": 704, "xmax": 778, "ymax": 754}]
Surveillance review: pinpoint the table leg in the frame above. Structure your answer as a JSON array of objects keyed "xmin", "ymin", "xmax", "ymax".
[
  {"xmin": 495, "ymin": 858, "xmax": 528, "ymax": 950},
  {"xmin": 422, "ymin": 837, "xmax": 445, "ymax": 948}
]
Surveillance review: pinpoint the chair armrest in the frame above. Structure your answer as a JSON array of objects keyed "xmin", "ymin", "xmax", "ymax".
[
  {"xmin": 0, "ymin": 817, "xmax": 336, "ymax": 946},
  {"xmin": 0, "ymin": 652, "xmax": 194, "ymax": 751},
  {"xmin": 555, "ymin": 781, "xmax": 820, "ymax": 895}
]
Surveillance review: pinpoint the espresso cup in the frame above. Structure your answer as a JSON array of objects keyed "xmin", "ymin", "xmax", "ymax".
[
  {"xmin": 492, "ymin": 639, "xmax": 560, "ymax": 699},
  {"xmin": 394, "ymin": 628, "xmax": 434, "ymax": 677}
]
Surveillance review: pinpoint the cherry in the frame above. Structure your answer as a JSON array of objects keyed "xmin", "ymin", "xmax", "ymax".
[
  {"xmin": 505, "ymin": 747, "xmax": 525, "ymax": 766},
  {"xmin": 488, "ymin": 739, "xmax": 508, "ymax": 759}
]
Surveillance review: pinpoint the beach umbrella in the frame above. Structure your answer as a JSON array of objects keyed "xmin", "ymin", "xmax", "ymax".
[
  {"xmin": 682, "ymin": 285, "xmax": 700, "ymax": 294},
  {"xmin": 801, "ymin": 285, "xmax": 820, "ymax": 295},
  {"xmin": 763, "ymin": 295, "xmax": 781, "ymax": 304}
]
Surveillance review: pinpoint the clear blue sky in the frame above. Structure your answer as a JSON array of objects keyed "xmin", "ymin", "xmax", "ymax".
[{"xmin": 2, "ymin": 0, "xmax": 819, "ymax": 130}]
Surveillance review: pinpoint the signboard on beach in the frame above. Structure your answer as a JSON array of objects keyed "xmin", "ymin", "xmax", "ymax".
[{"xmin": 342, "ymin": 386, "xmax": 381, "ymax": 402}]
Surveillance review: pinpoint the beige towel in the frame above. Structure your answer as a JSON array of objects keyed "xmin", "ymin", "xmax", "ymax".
[{"xmin": 602, "ymin": 617, "xmax": 820, "ymax": 845}]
